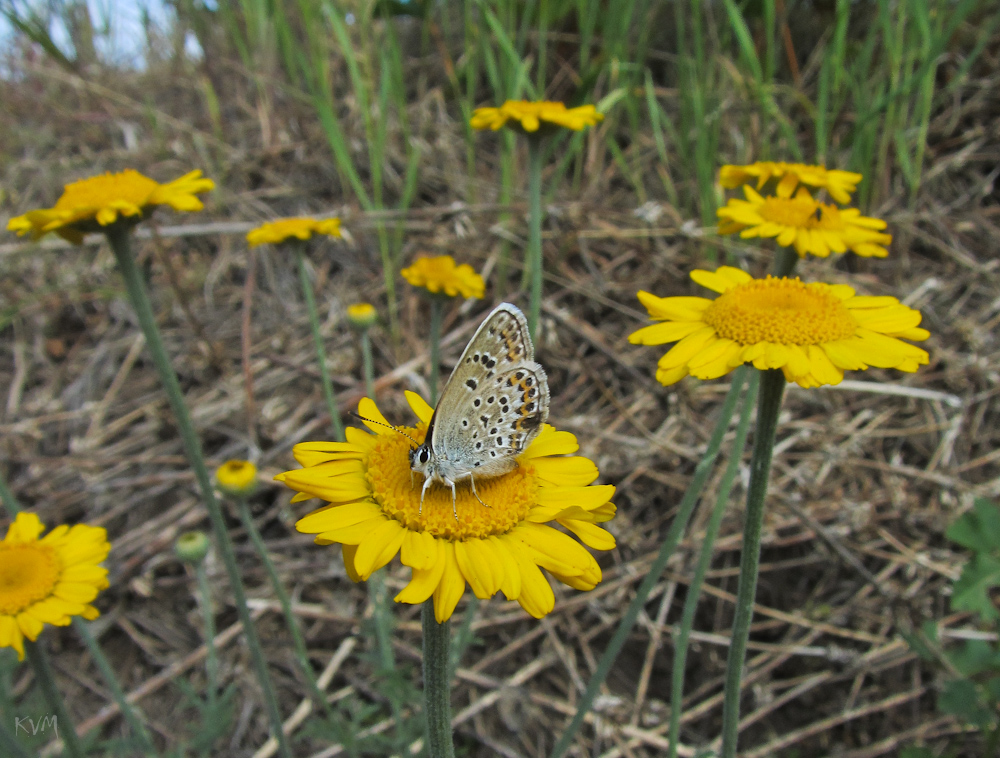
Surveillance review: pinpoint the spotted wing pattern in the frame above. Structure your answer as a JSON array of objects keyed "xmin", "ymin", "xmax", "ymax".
[{"xmin": 427, "ymin": 303, "xmax": 549, "ymax": 480}]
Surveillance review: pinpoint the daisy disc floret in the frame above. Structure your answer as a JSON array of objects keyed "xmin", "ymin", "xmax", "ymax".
[
  {"xmin": 720, "ymin": 161, "xmax": 863, "ymax": 205},
  {"xmin": 628, "ymin": 266, "xmax": 930, "ymax": 388},
  {"xmin": 7, "ymin": 169, "xmax": 214, "ymax": 244},
  {"xmin": 0, "ymin": 512, "xmax": 110, "ymax": 660},
  {"xmin": 717, "ymin": 186, "xmax": 892, "ymax": 259},
  {"xmin": 246, "ymin": 217, "xmax": 342, "ymax": 247},
  {"xmin": 401, "ymin": 255, "xmax": 485, "ymax": 300},
  {"xmin": 470, "ymin": 100, "xmax": 604, "ymax": 134},
  {"xmin": 275, "ymin": 394, "xmax": 616, "ymax": 622}
]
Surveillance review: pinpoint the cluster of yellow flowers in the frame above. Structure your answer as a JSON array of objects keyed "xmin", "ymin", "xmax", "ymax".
[
  {"xmin": 630, "ymin": 161, "xmax": 929, "ymax": 389},
  {"xmin": 717, "ymin": 162, "xmax": 892, "ymax": 259},
  {"xmin": 1, "ymin": 106, "xmax": 932, "ymax": 640}
]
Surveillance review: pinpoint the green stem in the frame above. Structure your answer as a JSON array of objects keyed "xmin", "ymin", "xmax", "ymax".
[
  {"xmin": 366, "ymin": 570, "xmax": 403, "ymax": 750},
  {"xmin": 366, "ymin": 571, "xmax": 396, "ymax": 675},
  {"xmin": 0, "ymin": 662, "xmax": 31, "ymax": 758},
  {"xmin": 0, "ymin": 715, "xmax": 31, "ymax": 758},
  {"xmin": 550, "ymin": 367, "xmax": 750, "ymax": 758},
  {"xmin": 0, "ymin": 476, "xmax": 22, "ymax": 515},
  {"xmin": 667, "ymin": 372, "xmax": 759, "ymax": 758},
  {"xmin": 526, "ymin": 134, "xmax": 544, "ymax": 341},
  {"xmin": 773, "ymin": 247, "xmax": 798, "ymax": 278},
  {"xmin": 360, "ymin": 330, "xmax": 376, "ymax": 399},
  {"xmin": 421, "ymin": 601, "xmax": 455, "ymax": 758},
  {"xmin": 24, "ymin": 640, "xmax": 85, "ymax": 758},
  {"xmin": 449, "ymin": 595, "xmax": 479, "ymax": 678},
  {"xmin": 73, "ymin": 619, "xmax": 157, "ymax": 754},
  {"xmin": 429, "ymin": 298, "xmax": 444, "ymax": 406},
  {"xmin": 195, "ymin": 561, "xmax": 218, "ymax": 711},
  {"xmin": 106, "ymin": 225, "xmax": 292, "ymax": 758},
  {"xmin": 236, "ymin": 498, "xmax": 335, "ymax": 719},
  {"xmin": 719, "ymin": 368, "xmax": 786, "ymax": 758},
  {"xmin": 296, "ymin": 244, "xmax": 346, "ymax": 442}
]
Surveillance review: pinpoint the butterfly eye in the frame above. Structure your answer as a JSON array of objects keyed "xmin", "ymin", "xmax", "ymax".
[{"xmin": 418, "ymin": 448, "xmax": 430, "ymax": 464}]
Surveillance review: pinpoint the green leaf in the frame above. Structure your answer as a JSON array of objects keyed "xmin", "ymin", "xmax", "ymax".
[
  {"xmin": 947, "ymin": 498, "xmax": 1000, "ymax": 554},
  {"xmin": 901, "ymin": 621, "xmax": 940, "ymax": 663},
  {"xmin": 939, "ymin": 679, "xmax": 997, "ymax": 729},
  {"xmin": 945, "ymin": 639, "xmax": 1000, "ymax": 677},
  {"xmin": 950, "ymin": 553, "xmax": 1000, "ymax": 622}
]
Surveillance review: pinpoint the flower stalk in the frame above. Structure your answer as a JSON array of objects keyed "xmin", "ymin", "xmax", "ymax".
[
  {"xmin": 668, "ymin": 372, "xmax": 759, "ymax": 758},
  {"xmin": 422, "ymin": 601, "xmax": 455, "ymax": 758},
  {"xmin": 295, "ymin": 243, "xmax": 346, "ymax": 442},
  {"xmin": 235, "ymin": 498, "xmax": 335, "ymax": 719},
  {"xmin": 24, "ymin": 641, "xmax": 86, "ymax": 758},
  {"xmin": 194, "ymin": 559, "xmax": 219, "ymax": 709},
  {"xmin": 526, "ymin": 134, "xmax": 544, "ymax": 340},
  {"xmin": 550, "ymin": 367, "xmax": 750, "ymax": 758},
  {"xmin": 105, "ymin": 225, "xmax": 292, "ymax": 758},
  {"xmin": 719, "ymin": 368, "xmax": 786, "ymax": 758},
  {"xmin": 73, "ymin": 619, "xmax": 157, "ymax": 753},
  {"xmin": 360, "ymin": 329, "xmax": 376, "ymax": 398}
]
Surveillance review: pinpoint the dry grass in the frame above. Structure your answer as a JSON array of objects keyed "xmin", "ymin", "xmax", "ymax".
[{"xmin": 1, "ymin": 22, "xmax": 1000, "ymax": 758}]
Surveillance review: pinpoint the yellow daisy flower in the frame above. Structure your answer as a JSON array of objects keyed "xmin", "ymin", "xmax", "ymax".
[
  {"xmin": 7, "ymin": 169, "xmax": 214, "ymax": 244},
  {"xmin": 719, "ymin": 161, "xmax": 862, "ymax": 205},
  {"xmin": 0, "ymin": 512, "xmax": 110, "ymax": 660},
  {"xmin": 275, "ymin": 394, "xmax": 616, "ymax": 622},
  {"xmin": 215, "ymin": 460, "xmax": 259, "ymax": 497},
  {"xmin": 401, "ymin": 255, "xmax": 485, "ymax": 300},
  {"xmin": 246, "ymin": 217, "xmax": 342, "ymax": 247},
  {"xmin": 470, "ymin": 100, "xmax": 604, "ymax": 134},
  {"xmin": 717, "ymin": 186, "xmax": 892, "ymax": 259},
  {"xmin": 628, "ymin": 266, "xmax": 930, "ymax": 389}
]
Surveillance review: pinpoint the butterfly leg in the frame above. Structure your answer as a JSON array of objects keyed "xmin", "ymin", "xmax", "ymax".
[
  {"xmin": 448, "ymin": 481, "xmax": 459, "ymax": 521},
  {"xmin": 418, "ymin": 477, "xmax": 434, "ymax": 516},
  {"xmin": 469, "ymin": 474, "xmax": 491, "ymax": 509}
]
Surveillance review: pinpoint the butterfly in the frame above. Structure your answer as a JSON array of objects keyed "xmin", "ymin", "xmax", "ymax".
[{"xmin": 410, "ymin": 303, "xmax": 549, "ymax": 518}]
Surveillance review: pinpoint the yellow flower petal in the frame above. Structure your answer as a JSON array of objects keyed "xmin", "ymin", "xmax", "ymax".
[
  {"xmin": 558, "ymin": 519, "xmax": 616, "ymax": 551},
  {"xmin": 433, "ymin": 542, "xmax": 466, "ymax": 622},
  {"xmin": 353, "ymin": 519, "xmax": 407, "ymax": 579}
]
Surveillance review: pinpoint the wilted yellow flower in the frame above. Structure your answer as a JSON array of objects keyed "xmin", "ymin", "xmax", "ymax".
[
  {"xmin": 276, "ymin": 395, "xmax": 615, "ymax": 622},
  {"xmin": 215, "ymin": 460, "xmax": 259, "ymax": 497},
  {"xmin": 719, "ymin": 162, "xmax": 862, "ymax": 205},
  {"xmin": 401, "ymin": 255, "xmax": 485, "ymax": 299},
  {"xmin": 0, "ymin": 512, "xmax": 110, "ymax": 660},
  {"xmin": 246, "ymin": 217, "xmax": 342, "ymax": 247},
  {"xmin": 629, "ymin": 266, "xmax": 930, "ymax": 388},
  {"xmin": 471, "ymin": 100, "xmax": 603, "ymax": 134},
  {"xmin": 347, "ymin": 302, "xmax": 378, "ymax": 329},
  {"xmin": 717, "ymin": 186, "xmax": 892, "ymax": 258},
  {"xmin": 7, "ymin": 169, "xmax": 214, "ymax": 244}
]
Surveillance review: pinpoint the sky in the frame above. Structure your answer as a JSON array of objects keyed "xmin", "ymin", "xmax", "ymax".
[{"xmin": 1, "ymin": 0, "xmax": 203, "ymax": 70}]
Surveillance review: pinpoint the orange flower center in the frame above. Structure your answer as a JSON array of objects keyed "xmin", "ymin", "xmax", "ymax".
[
  {"xmin": 758, "ymin": 195, "xmax": 842, "ymax": 230},
  {"xmin": 54, "ymin": 170, "xmax": 158, "ymax": 211},
  {"xmin": 0, "ymin": 543, "xmax": 61, "ymax": 615},
  {"xmin": 704, "ymin": 277, "xmax": 858, "ymax": 346},
  {"xmin": 365, "ymin": 426, "xmax": 536, "ymax": 540}
]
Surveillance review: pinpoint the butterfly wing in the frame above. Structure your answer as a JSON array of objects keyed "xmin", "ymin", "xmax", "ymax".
[{"xmin": 430, "ymin": 304, "xmax": 545, "ymax": 473}]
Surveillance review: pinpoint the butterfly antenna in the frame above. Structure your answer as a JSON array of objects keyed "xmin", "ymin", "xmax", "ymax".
[{"xmin": 350, "ymin": 412, "xmax": 421, "ymax": 448}]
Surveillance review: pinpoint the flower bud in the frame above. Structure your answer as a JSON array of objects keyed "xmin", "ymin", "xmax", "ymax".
[
  {"xmin": 215, "ymin": 459, "xmax": 259, "ymax": 497},
  {"xmin": 175, "ymin": 531, "xmax": 210, "ymax": 564}
]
